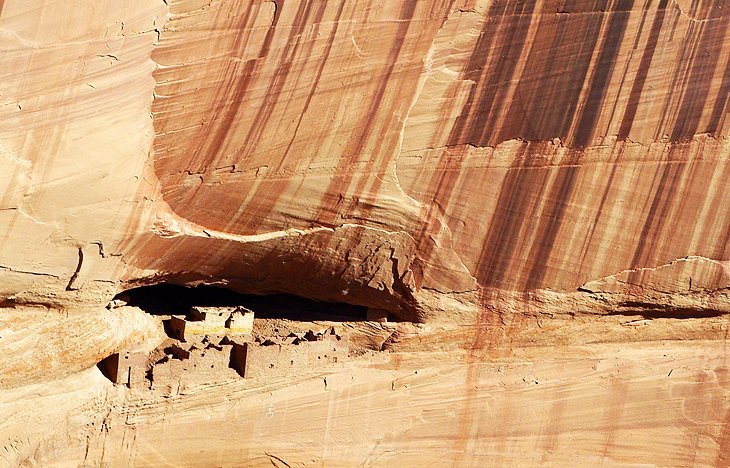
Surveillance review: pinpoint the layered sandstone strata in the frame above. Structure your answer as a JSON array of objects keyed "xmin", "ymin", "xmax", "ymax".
[
  {"xmin": 0, "ymin": 0, "xmax": 728, "ymax": 465},
  {"xmin": 1, "ymin": 0, "xmax": 728, "ymax": 320}
]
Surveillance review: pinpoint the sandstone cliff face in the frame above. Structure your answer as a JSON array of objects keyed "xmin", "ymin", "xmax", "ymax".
[
  {"xmin": 1, "ymin": 0, "xmax": 729, "ymax": 465},
  {"xmin": 2, "ymin": 0, "xmax": 728, "ymax": 319},
  {"xmin": 142, "ymin": 0, "xmax": 730, "ymax": 320},
  {"xmin": 0, "ymin": 0, "xmax": 726, "ymax": 318}
]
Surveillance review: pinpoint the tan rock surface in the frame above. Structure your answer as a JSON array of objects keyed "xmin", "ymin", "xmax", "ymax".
[
  {"xmin": 0, "ymin": 0, "xmax": 728, "ymax": 317},
  {"xmin": 0, "ymin": 0, "xmax": 728, "ymax": 465}
]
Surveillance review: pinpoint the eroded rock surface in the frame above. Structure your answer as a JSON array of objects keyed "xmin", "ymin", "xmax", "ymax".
[
  {"xmin": 0, "ymin": 0, "xmax": 729, "ymax": 465},
  {"xmin": 0, "ymin": 0, "xmax": 728, "ymax": 317}
]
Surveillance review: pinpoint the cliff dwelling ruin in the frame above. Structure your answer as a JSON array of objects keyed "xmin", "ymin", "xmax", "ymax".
[{"xmin": 97, "ymin": 284, "xmax": 402, "ymax": 394}]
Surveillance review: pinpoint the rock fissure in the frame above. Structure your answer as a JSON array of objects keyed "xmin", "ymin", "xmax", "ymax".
[{"xmin": 0, "ymin": 264, "xmax": 59, "ymax": 279}]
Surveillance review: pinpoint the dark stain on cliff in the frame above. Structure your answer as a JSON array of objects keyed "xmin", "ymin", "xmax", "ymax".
[
  {"xmin": 706, "ymin": 54, "xmax": 730, "ymax": 136},
  {"xmin": 314, "ymin": 0, "xmax": 423, "ymax": 226},
  {"xmin": 523, "ymin": 162, "xmax": 581, "ymax": 289},
  {"xmin": 235, "ymin": 0, "xmax": 336, "ymax": 232},
  {"xmin": 449, "ymin": 0, "xmax": 537, "ymax": 146},
  {"xmin": 237, "ymin": 1, "xmax": 328, "ymax": 166},
  {"xmin": 200, "ymin": 1, "xmax": 283, "ymax": 167},
  {"xmin": 443, "ymin": 1, "xmax": 635, "ymax": 289},
  {"xmin": 448, "ymin": 0, "xmax": 639, "ymax": 149},
  {"xmin": 447, "ymin": 0, "xmax": 728, "ymax": 148},
  {"xmin": 627, "ymin": 152, "xmax": 688, "ymax": 278},
  {"xmin": 618, "ymin": 0, "xmax": 669, "ymax": 140},
  {"xmin": 472, "ymin": 142, "xmax": 552, "ymax": 288},
  {"xmin": 572, "ymin": 0, "xmax": 634, "ymax": 147},
  {"xmin": 670, "ymin": 14, "xmax": 730, "ymax": 141},
  {"xmin": 416, "ymin": 2, "xmax": 538, "ymax": 278}
]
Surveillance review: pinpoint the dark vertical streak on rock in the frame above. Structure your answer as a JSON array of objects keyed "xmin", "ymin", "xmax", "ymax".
[
  {"xmin": 670, "ymin": 15, "xmax": 730, "ymax": 141},
  {"xmin": 618, "ymin": 0, "xmax": 668, "ymax": 140},
  {"xmin": 628, "ymin": 152, "xmax": 686, "ymax": 276},
  {"xmin": 444, "ymin": 0, "xmax": 728, "ymax": 150},
  {"xmin": 279, "ymin": 1, "xmax": 348, "ymax": 167},
  {"xmin": 473, "ymin": 143, "xmax": 554, "ymax": 288},
  {"xmin": 412, "ymin": 150, "xmax": 466, "ymax": 290},
  {"xmin": 352, "ymin": 2, "xmax": 447, "ymax": 205},
  {"xmin": 638, "ymin": 152, "xmax": 708, "ymax": 270},
  {"xmin": 530, "ymin": 4, "xmax": 629, "ymax": 275},
  {"xmin": 229, "ymin": 1, "xmax": 326, "ymax": 232},
  {"xmin": 576, "ymin": 159, "xmax": 620, "ymax": 269},
  {"xmin": 192, "ymin": 3, "xmax": 277, "ymax": 170},
  {"xmin": 474, "ymin": 2, "xmax": 536, "ymax": 145},
  {"xmin": 708, "ymin": 162, "xmax": 730, "ymax": 260},
  {"xmin": 510, "ymin": 16, "xmax": 564, "ymax": 140},
  {"xmin": 239, "ymin": 1, "xmax": 347, "ymax": 232},
  {"xmin": 446, "ymin": 8, "xmax": 498, "ymax": 146},
  {"xmin": 458, "ymin": 1, "xmax": 634, "ymax": 289},
  {"xmin": 260, "ymin": 1, "xmax": 283, "ymax": 56},
  {"xmin": 328, "ymin": 9, "xmax": 423, "ymax": 208},
  {"xmin": 500, "ymin": 3, "xmax": 605, "ymax": 143},
  {"xmin": 653, "ymin": 8, "xmax": 697, "ymax": 140},
  {"xmin": 571, "ymin": 1, "xmax": 634, "ymax": 147},
  {"xmin": 450, "ymin": 1, "xmax": 537, "ymax": 147},
  {"xmin": 418, "ymin": 2, "xmax": 537, "ymax": 279},
  {"xmin": 524, "ymin": 163, "xmax": 579, "ymax": 289},
  {"xmin": 666, "ymin": 2, "xmax": 680, "ymax": 42},
  {"xmin": 448, "ymin": 0, "xmax": 646, "ymax": 149},
  {"xmin": 631, "ymin": 0, "xmax": 653, "ymax": 51},
  {"xmin": 706, "ymin": 56, "xmax": 730, "ymax": 136},
  {"xmin": 238, "ymin": 1, "xmax": 324, "ymax": 165},
  {"xmin": 315, "ymin": 0, "xmax": 420, "ymax": 226}
]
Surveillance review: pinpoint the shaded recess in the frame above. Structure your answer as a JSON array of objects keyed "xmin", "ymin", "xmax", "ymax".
[
  {"xmin": 113, "ymin": 283, "xmax": 372, "ymax": 322},
  {"xmin": 607, "ymin": 302, "xmax": 728, "ymax": 319},
  {"xmin": 97, "ymin": 353, "xmax": 120, "ymax": 383}
]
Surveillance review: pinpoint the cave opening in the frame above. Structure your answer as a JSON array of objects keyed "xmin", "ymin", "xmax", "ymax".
[{"xmin": 111, "ymin": 283, "xmax": 379, "ymax": 322}]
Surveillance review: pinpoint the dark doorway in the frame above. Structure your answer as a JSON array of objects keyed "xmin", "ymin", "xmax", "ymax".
[{"xmin": 97, "ymin": 353, "xmax": 120, "ymax": 383}]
